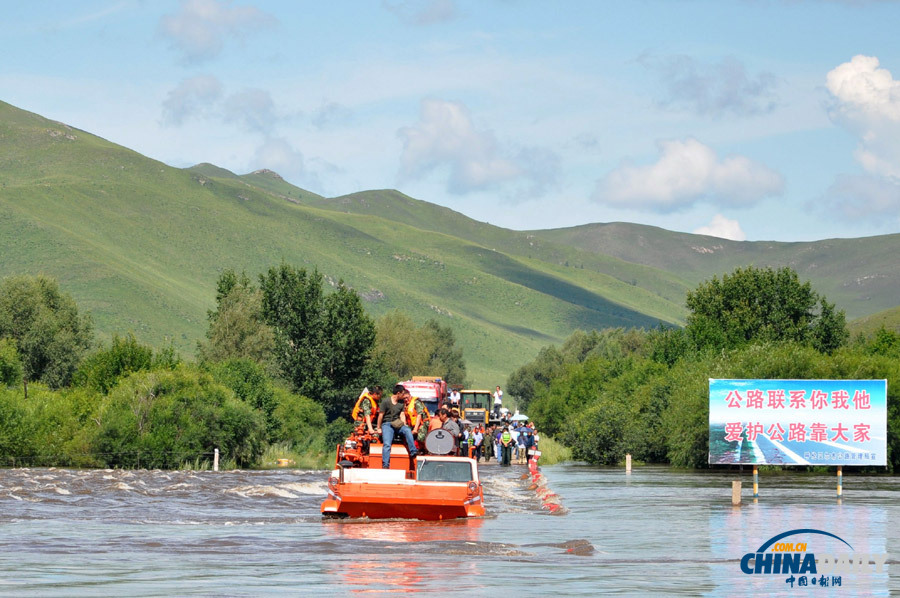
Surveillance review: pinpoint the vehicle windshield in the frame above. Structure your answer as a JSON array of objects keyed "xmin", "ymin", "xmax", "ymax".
[
  {"xmin": 416, "ymin": 460, "xmax": 473, "ymax": 482},
  {"xmin": 461, "ymin": 392, "xmax": 492, "ymax": 409},
  {"xmin": 405, "ymin": 385, "xmax": 440, "ymax": 399}
]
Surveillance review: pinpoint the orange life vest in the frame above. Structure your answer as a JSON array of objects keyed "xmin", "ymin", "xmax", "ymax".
[
  {"xmin": 428, "ymin": 415, "xmax": 442, "ymax": 432},
  {"xmin": 351, "ymin": 392, "xmax": 378, "ymax": 421},
  {"xmin": 406, "ymin": 398, "xmax": 430, "ymax": 425}
]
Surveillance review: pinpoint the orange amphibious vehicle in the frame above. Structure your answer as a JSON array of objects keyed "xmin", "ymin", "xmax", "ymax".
[{"xmin": 321, "ymin": 426, "xmax": 485, "ymax": 521}]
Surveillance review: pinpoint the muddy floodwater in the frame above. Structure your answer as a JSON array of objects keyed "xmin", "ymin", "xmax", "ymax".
[{"xmin": 1, "ymin": 464, "xmax": 898, "ymax": 596}]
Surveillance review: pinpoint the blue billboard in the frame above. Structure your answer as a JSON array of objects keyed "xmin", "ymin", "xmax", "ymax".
[{"xmin": 709, "ymin": 379, "xmax": 887, "ymax": 466}]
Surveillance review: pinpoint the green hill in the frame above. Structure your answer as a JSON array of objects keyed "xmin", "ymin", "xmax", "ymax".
[
  {"xmin": 848, "ymin": 305, "xmax": 900, "ymax": 337},
  {"xmin": 3, "ymin": 99, "xmax": 898, "ymax": 386},
  {"xmin": 0, "ymin": 100, "xmax": 679, "ymax": 386},
  {"xmin": 532, "ymin": 222, "xmax": 900, "ymax": 320}
]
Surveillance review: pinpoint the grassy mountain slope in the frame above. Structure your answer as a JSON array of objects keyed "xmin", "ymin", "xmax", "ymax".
[
  {"xmin": 5, "ymin": 99, "xmax": 897, "ymax": 385},
  {"xmin": 848, "ymin": 305, "xmax": 900, "ymax": 337},
  {"xmin": 270, "ymin": 189, "xmax": 693, "ymax": 310},
  {"xmin": 1, "ymin": 101, "xmax": 677, "ymax": 385},
  {"xmin": 532, "ymin": 222, "xmax": 900, "ymax": 319}
]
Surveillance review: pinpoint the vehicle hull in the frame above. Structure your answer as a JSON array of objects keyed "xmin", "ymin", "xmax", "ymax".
[
  {"xmin": 321, "ymin": 456, "xmax": 485, "ymax": 520},
  {"xmin": 321, "ymin": 483, "xmax": 484, "ymax": 520}
]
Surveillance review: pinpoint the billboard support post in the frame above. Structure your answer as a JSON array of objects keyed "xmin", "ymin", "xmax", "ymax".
[
  {"xmin": 837, "ymin": 465, "xmax": 843, "ymax": 499},
  {"xmin": 753, "ymin": 466, "xmax": 758, "ymax": 499}
]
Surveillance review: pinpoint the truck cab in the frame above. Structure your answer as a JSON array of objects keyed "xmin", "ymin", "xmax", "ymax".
[
  {"xmin": 400, "ymin": 376, "xmax": 447, "ymax": 415},
  {"xmin": 459, "ymin": 389, "xmax": 493, "ymax": 425}
]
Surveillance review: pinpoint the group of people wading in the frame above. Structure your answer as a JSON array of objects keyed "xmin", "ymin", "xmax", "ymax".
[{"xmin": 352, "ymin": 384, "xmax": 539, "ymax": 469}]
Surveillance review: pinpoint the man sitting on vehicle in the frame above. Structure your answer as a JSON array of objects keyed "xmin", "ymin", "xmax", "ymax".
[{"xmin": 376, "ymin": 385, "xmax": 418, "ymax": 469}]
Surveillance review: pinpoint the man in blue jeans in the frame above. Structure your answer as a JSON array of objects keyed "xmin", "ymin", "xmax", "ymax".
[{"xmin": 376, "ymin": 385, "xmax": 418, "ymax": 469}]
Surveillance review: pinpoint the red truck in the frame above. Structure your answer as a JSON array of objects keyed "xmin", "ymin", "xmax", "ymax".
[{"xmin": 400, "ymin": 376, "xmax": 448, "ymax": 415}]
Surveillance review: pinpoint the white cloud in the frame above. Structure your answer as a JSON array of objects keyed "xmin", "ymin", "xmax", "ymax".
[
  {"xmin": 158, "ymin": 0, "xmax": 276, "ymax": 63},
  {"xmin": 251, "ymin": 137, "xmax": 314, "ymax": 186},
  {"xmin": 249, "ymin": 137, "xmax": 344, "ymax": 195},
  {"xmin": 398, "ymin": 98, "xmax": 558, "ymax": 196},
  {"xmin": 162, "ymin": 80, "xmax": 287, "ymax": 134},
  {"xmin": 826, "ymin": 55, "xmax": 900, "ymax": 180},
  {"xmin": 821, "ymin": 174, "xmax": 900, "ymax": 222},
  {"xmin": 692, "ymin": 214, "xmax": 746, "ymax": 241},
  {"xmin": 593, "ymin": 138, "xmax": 784, "ymax": 212},
  {"xmin": 223, "ymin": 88, "xmax": 278, "ymax": 134},
  {"xmin": 641, "ymin": 54, "xmax": 779, "ymax": 118},
  {"xmin": 161, "ymin": 75, "xmax": 223, "ymax": 125},
  {"xmin": 823, "ymin": 55, "xmax": 900, "ymax": 224},
  {"xmin": 826, "ymin": 55, "xmax": 900, "ymax": 121},
  {"xmin": 312, "ymin": 101, "xmax": 353, "ymax": 130}
]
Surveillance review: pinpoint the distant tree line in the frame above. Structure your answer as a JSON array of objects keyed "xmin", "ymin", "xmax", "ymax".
[
  {"xmin": 0, "ymin": 265, "xmax": 467, "ymax": 468},
  {"xmin": 508, "ymin": 266, "xmax": 900, "ymax": 471}
]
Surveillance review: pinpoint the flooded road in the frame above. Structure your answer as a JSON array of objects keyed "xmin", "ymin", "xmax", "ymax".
[{"xmin": 1, "ymin": 464, "xmax": 897, "ymax": 596}]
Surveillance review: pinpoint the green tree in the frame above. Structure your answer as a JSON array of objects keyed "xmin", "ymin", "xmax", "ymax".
[
  {"xmin": 75, "ymin": 333, "xmax": 178, "ymax": 394},
  {"xmin": 373, "ymin": 311, "xmax": 467, "ymax": 385},
  {"xmin": 0, "ymin": 388, "xmax": 32, "ymax": 465},
  {"xmin": 211, "ymin": 269, "xmax": 252, "ymax": 317},
  {"xmin": 374, "ymin": 311, "xmax": 430, "ymax": 379},
  {"xmin": 259, "ymin": 264, "xmax": 375, "ymax": 420},
  {"xmin": 322, "ymin": 284, "xmax": 377, "ymax": 392},
  {"xmin": 270, "ymin": 386, "xmax": 327, "ymax": 445},
  {"xmin": 0, "ymin": 338, "xmax": 23, "ymax": 388},
  {"xmin": 528, "ymin": 356, "xmax": 624, "ymax": 437},
  {"xmin": 866, "ymin": 326, "xmax": 900, "ymax": 358},
  {"xmin": 198, "ymin": 271, "xmax": 275, "ymax": 365},
  {"xmin": 0, "ymin": 275, "xmax": 93, "ymax": 394},
  {"xmin": 207, "ymin": 358, "xmax": 278, "ymax": 437},
  {"xmin": 506, "ymin": 345, "xmax": 564, "ymax": 411},
  {"xmin": 17, "ymin": 385, "xmax": 103, "ymax": 467},
  {"xmin": 646, "ymin": 325, "xmax": 695, "ymax": 366},
  {"xmin": 93, "ymin": 367, "xmax": 265, "ymax": 468},
  {"xmin": 685, "ymin": 266, "xmax": 847, "ymax": 353},
  {"xmin": 422, "ymin": 319, "xmax": 467, "ymax": 385},
  {"xmin": 507, "ymin": 328, "xmax": 647, "ymax": 410}
]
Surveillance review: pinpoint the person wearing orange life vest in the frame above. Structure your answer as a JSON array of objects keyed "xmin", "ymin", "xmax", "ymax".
[
  {"xmin": 405, "ymin": 393, "xmax": 431, "ymax": 447},
  {"xmin": 351, "ymin": 385, "xmax": 383, "ymax": 435},
  {"xmin": 428, "ymin": 408, "xmax": 444, "ymax": 433}
]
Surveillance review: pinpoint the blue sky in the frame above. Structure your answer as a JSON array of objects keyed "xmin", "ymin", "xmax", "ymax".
[{"xmin": 4, "ymin": 0, "xmax": 900, "ymax": 242}]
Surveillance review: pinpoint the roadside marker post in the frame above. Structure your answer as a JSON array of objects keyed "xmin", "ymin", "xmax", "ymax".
[{"xmin": 731, "ymin": 480, "xmax": 741, "ymax": 506}]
